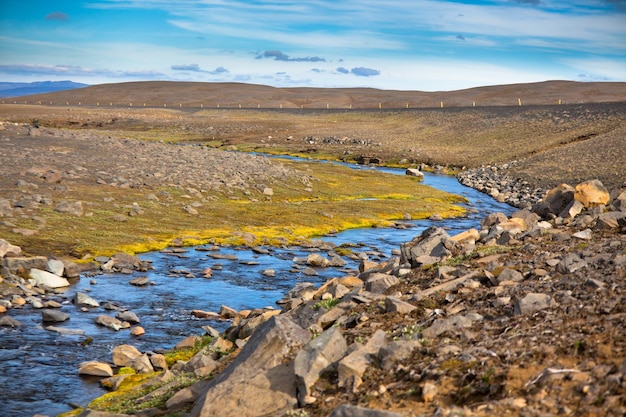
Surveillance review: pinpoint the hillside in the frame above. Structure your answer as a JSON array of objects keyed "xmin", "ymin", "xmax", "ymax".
[{"xmin": 8, "ymin": 80, "xmax": 626, "ymax": 109}]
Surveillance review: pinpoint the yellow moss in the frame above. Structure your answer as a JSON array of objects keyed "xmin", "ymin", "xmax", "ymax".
[
  {"xmin": 88, "ymin": 371, "xmax": 160, "ymax": 410},
  {"xmin": 164, "ymin": 348, "xmax": 197, "ymax": 367},
  {"xmin": 57, "ymin": 409, "xmax": 83, "ymax": 417}
]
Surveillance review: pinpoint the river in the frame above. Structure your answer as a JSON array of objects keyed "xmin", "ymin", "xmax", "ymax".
[{"xmin": 0, "ymin": 160, "xmax": 515, "ymax": 416}]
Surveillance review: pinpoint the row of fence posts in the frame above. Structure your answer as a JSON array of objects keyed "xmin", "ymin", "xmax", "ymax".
[{"xmin": 2, "ymin": 98, "xmax": 565, "ymax": 108}]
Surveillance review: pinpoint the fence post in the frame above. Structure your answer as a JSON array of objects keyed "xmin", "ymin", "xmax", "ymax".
[
  {"xmin": 518, "ymin": 98, "xmax": 522, "ymax": 106},
  {"xmin": 440, "ymin": 101, "xmax": 443, "ymax": 108}
]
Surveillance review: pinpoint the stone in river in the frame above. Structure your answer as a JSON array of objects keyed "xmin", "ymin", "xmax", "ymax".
[
  {"xmin": 78, "ymin": 361, "xmax": 113, "ymax": 377},
  {"xmin": 95, "ymin": 315, "xmax": 124, "ymax": 331},
  {"xmin": 116, "ymin": 310, "xmax": 140, "ymax": 324},
  {"xmin": 129, "ymin": 276, "xmax": 149, "ymax": 286},
  {"xmin": 42, "ymin": 309, "xmax": 70, "ymax": 323},
  {"xmin": 75, "ymin": 291, "xmax": 100, "ymax": 308}
]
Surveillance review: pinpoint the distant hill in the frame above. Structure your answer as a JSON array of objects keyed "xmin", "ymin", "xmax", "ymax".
[
  {"xmin": 6, "ymin": 80, "xmax": 626, "ymax": 109},
  {"xmin": 0, "ymin": 81, "xmax": 89, "ymax": 98}
]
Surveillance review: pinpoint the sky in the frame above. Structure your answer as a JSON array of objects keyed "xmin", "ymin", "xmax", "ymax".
[{"xmin": 0, "ymin": 0, "xmax": 625, "ymax": 91}]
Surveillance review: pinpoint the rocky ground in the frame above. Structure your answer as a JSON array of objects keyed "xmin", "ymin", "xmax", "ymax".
[{"xmin": 0, "ymin": 102, "xmax": 625, "ymax": 417}]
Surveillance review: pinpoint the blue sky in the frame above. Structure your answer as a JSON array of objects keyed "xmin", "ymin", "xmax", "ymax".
[{"xmin": 0, "ymin": 0, "xmax": 625, "ymax": 91}]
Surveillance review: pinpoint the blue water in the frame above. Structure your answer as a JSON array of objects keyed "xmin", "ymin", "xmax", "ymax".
[{"xmin": 0, "ymin": 159, "xmax": 514, "ymax": 417}]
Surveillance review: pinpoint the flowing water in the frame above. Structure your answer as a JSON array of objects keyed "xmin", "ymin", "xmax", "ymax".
[{"xmin": 0, "ymin": 160, "xmax": 514, "ymax": 416}]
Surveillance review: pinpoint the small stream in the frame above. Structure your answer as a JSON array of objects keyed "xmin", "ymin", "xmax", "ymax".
[{"xmin": 0, "ymin": 160, "xmax": 514, "ymax": 416}]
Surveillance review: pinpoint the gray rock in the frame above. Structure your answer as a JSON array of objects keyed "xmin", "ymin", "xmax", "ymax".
[
  {"xmin": 75, "ymin": 292, "xmax": 100, "ymax": 308},
  {"xmin": 533, "ymin": 184, "xmax": 575, "ymax": 218},
  {"xmin": 46, "ymin": 259, "xmax": 65, "ymax": 276},
  {"xmin": 595, "ymin": 211, "xmax": 626, "ymax": 230},
  {"xmin": 422, "ymin": 315, "xmax": 474, "ymax": 338},
  {"xmin": 556, "ymin": 253, "xmax": 588, "ymax": 274},
  {"xmin": 116, "ymin": 310, "xmax": 140, "ymax": 324},
  {"xmin": 400, "ymin": 226, "xmax": 451, "ymax": 268},
  {"xmin": 95, "ymin": 315, "xmax": 124, "ymax": 331},
  {"xmin": 514, "ymin": 293, "xmax": 553, "ymax": 315},
  {"xmin": 364, "ymin": 273, "xmax": 399, "ymax": 294},
  {"xmin": 497, "ymin": 267, "xmax": 524, "ymax": 283},
  {"xmin": 384, "ymin": 296, "xmax": 417, "ymax": 314},
  {"xmin": 295, "ymin": 325, "xmax": 348, "ymax": 406},
  {"xmin": 128, "ymin": 276, "xmax": 149, "ymax": 286},
  {"xmin": 183, "ymin": 351, "xmax": 218, "ymax": 378},
  {"xmin": 337, "ymin": 330, "xmax": 387, "ymax": 391},
  {"xmin": 329, "ymin": 404, "xmax": 403, "ymax": 417},
  {"xmin": 0, "ymin": 316, "xmax": 22, "ymax": 327},
  {"xmin": 188, "ymin": 316, "xmax": 310, "ymax": 417},
  {"xmin": 42, "ymin": 309, "xmax": 69, "ymax": 323},
  {"xmin": 54, "ymin": 200, "xmax": 84, "ymax": 216}
]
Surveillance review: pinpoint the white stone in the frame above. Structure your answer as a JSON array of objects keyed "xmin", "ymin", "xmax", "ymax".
[
  {"xmin": 29, "ymin": 268, "xmax": 70, "ymax": 289},
  {"xmin": 47, "ymin": 259, "xmax": 65, "ymax": 276}
]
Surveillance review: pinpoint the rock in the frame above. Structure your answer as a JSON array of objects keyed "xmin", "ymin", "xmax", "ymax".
[
  {"xmin": 0, "ymin": 316, "xmax": 22, "ymax": 327},
  {"xmin": 42, "ymin": 309, "xmax": 70, "ymax": 323},
  {"xmin": 329, "ymin": 404, "xmax": 403, "ymax": 417},
  {"xmin": 384, "ymin": 296, "xmax": 417, "ymax": 314},
  {"xmin": 405, "ymin": 168, "xmax": 424, "ymax": 179},
  {"xmin": 112, "ymin": 344, "xmax": 142, "ymax": 367},
  {"xmin": 29, "ymin": 268, "xmax": 70, "ymax": 289},
  {"xmin": 422, "ymin": 315, "xmax": 475, "ymax": 338},
  {"xmin": 175, "ymin": 335, "xmax": 203, "ymax": 350},
  {"xmin": 514, "ymin": 293, "xmax": 554, "ymax": 315},
  {"xmin": 183, "ymin": 351, "xmax": 219, "ymax": 378},
  {"xmin": 128, "ymin": 276, "xmax": 149, "ymax": 286},
  {"xmin": 337, "ymin": 330, "xmax": 387, "ymax": 391},
  {"xmin": 75, "ymin": 292, "xmax": 100, "ymax": 308},
  {"xmin": 559, "ymin": 199, "xmax": 585, "ymax": 219},
  {"xmin": 46, "ymin": 259, "xmax": 65, "ymax": 276},
  {"xmin": 450, "ymin": 228, "xmax": 479, "ymax": 244},
  {"xmin": 45, "ymin": 326, "xmax": 85, "ymax": 335},
  {"xmin": 219, "ymin": 305, "xmax": 238, "ymax": 319},
  {"xmin": 498, "ymin": 267, "xmax": 524, "ymax": 283},
  {"xmin": 572, "ymin": 228, "xmax": 593, "ymax": 240},
  {"xmin": 295, "ymin": 326, "xmax": 348, "ymax": 406},
  {"xmin": 95, "ymin": 315, "xmax": 124, "ymax": 331},
  {"xmin": 262, "ymin": 187, "xmax": 274, "ymax": 196},
  {"xmin": 188, "ymin": 316, "xmax": 310, "ymax": 417},
  {"xmin": 150, "ymin": 353, "xmax": 167, "ymax": 370},
  {"xmin": 54, "ymin": 200, "xmax": 84, "ymax": 216},
  {"xmin": 132, "ymin": 353, "xmax": 155, "ymax": 374},
  {"xmin": 595, "ymin": 212, "xmax": 626, "ymax": 230},
  {"xmin": 364, "ymin": 273, "xmax": 399, "ymax": 294},
  {"xmin": 422, "ymin": 382, "xmax": 438, "ymax": 402},
  {"xmin": 0, "ymin": 239, "xmax": 21, "ymax": 257},
  {"xmin": 116, "ymin": 310, "xmax": 140, "ymax": 324},
  {"xmin": 556, "ymin": 253, "xmax": 588, "ymax": 274},
  {"xmin": 481, "ymin": 212, "xmax": 508, "ymax": 228},
  {"xmin": 306, "ymin": 253, "xmax": 330, "ymax": 267},
  {"xmin": 166, "ymin": 380, "xmax": 210, "ymax": 411},
  {"xmin": 574, "ymin": 179, "xmax": 610, "ymax": 207},
  {"xmin": 400, "ymin": 226, "xmax": 451, "ymax": 268},
  {"xmin": 130, "ymin": 326, "xmax": 145, "ymax": 336},
  {"xmin": 533, "ymin": 184, "xmax": 575, "ymax": 218},
  {"xmin": 78, "ymin": 361, "xmax": 114, "ymax": 377}
]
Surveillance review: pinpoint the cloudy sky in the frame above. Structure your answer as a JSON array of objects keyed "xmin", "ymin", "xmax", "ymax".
[{"xmin": 1, "ymin": 0, "xmax": 625, "ymax": 91}]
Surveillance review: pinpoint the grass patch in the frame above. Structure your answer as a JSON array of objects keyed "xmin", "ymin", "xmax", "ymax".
[{"xmin": 2, "ymin": 151, "xmax": 466, "ymax": 259}]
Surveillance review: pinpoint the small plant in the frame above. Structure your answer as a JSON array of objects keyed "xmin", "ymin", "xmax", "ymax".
[{"xmin": 313, "ymin": 298, "xmax": 340, "ymax": 310}]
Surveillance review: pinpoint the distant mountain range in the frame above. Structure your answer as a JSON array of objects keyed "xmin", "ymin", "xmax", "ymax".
[{"xmin": 0, "ymin": 81, "xmax": 89, "ymax": 98}]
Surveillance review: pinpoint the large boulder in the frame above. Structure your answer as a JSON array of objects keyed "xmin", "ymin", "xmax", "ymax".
[
  {"xmin": 574, "ymin": 179, "xmax": 610, "ymax": 208},
  {"xmin": 295, "ymin": 326, "xmax": 348, "ymax": 406},
  {"xmin": 29, "ymin": 268, "xmax": 70, "ymax": 289},
  {"xmin": 532, "ymin": 184, "xmax": 575, "ymax": 218},
  {"xmin": 188, "ymin": 315, "xmax": 311, "ymax": 417},
  {"xmin": 400, "ymin": 227, "xmax": 451, "ymax": 268}
]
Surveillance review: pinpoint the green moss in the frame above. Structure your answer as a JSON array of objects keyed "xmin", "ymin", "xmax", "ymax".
[{"xmin": 313, "ymin": 298, "xmax": 341, "ymax": 310}]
